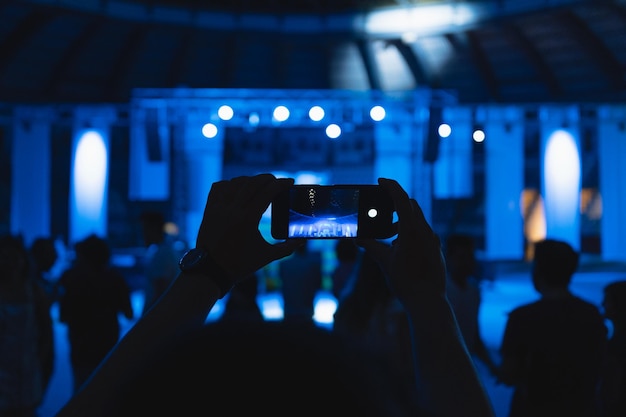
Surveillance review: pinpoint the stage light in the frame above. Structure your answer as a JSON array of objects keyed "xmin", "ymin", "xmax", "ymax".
[
  {"xmin": 438, "ymin": 123, "xmax": 452, "ymax": 138},
  {"xmin": 217, "ymin": 105, "xmax": 234, "ymax": 121},
  {"xmin": 370, "ymin": 105, "xmax": 386, "ymax": 121},
  {"xmin": 473, "ymin": 129, "xmax": 485, "ymax": 142},
  {"xmin": 201, "ymin": 123, "xmax": 218, "ymax": 138},
  {"xmin": 326, "ymin": 124, "xmax": 341, "ymax": 139},
  {"xmin": 248, "ymin": 112, "xmax": 260, "ymax": 127},
  {"xmin": 273, "ymin": 105, "xmax": 290, "ymax": 122},
  {"xmin": 309, "ymin": 105, "xmax": 325, "ymax": 122}
]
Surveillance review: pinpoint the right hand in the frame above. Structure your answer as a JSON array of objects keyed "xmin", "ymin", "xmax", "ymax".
[{"xmin": 357, "ymin": 178, "xmax": 447, "ymax": 309}]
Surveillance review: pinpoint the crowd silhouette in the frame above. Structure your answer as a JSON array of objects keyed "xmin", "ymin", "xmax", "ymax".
[{"xmin": 1, "ymin": 175, "xmax": 625, "ymax": 417}]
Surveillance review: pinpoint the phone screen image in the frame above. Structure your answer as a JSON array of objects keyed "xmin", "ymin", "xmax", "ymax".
[{"xmin": 287, "ymin": 187, "xmax": 360, "ymax": 238}]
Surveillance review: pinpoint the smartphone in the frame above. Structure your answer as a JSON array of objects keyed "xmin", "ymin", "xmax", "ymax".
[{"xmin": 271, "ymin": 184, "xmax": 395, "ymax": 239}]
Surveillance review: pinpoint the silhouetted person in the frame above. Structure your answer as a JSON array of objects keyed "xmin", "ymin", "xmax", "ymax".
[
  {"xmin": 498, "ymin": 238, "xmax": 608, "ymax": 417},
  {"xmin": 333, "ymin": 251, "xmax": 417, "ymax": 417},
  {"xmin": 139, "ymin": 211, "xmax": 181, "ymax": 315},
  {"xmin": 27, "ymin": 236, "xmax": 58, "ymax": 395},
  {"xmin": 219, "ymin": 273, "xmax": 264, "ymax": 323},
  {"xmin": 0, "ymin": 234, "xmax": 54, "ymax": 417},
  {"xmin": 278, "ymin": 240, "xmax": 322, "ymax": 324},
  {"xmin": 57, "ymin": 234, "xmax": 134, "ymax": 392},
  {"xmin": 599, "ymin": 279, "xmax": 626, "ymax": 417},
  {"xmin": 444, "ymin": 234, "xmax": 498, "ymax": 376},
  {"xmin": 54, "ymin": 174, "xmax": 496, "ymax": 417}
]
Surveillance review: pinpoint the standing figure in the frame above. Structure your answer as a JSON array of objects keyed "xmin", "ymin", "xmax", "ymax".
[
  {"xmin": 599, "ymin": 280, "xmax": 626, "ymax": 417},
  {"xmin": 0, "ymin": 234, "xmax": 53, "ymax": 417},
  {"xmin": 497, "ymin": 239, "xmax": 608, "ymax": 417},
  {"xmin": 278, "ymin": 241, "xmax": 322, "ymax": 324},
  {"xmin": 57, "ymin": 234, "xmax": 134, "ymax": 392},
  {"xmin": 139, "ymin": 211, "xmax": 181, "ymax": 316},
  {"xmin": 444, "ymin": 234, "xmax": 498, "ymax": 376},
  {"xmin": 330, "ymin": 239, "xmax": 360, "ymax": 301}
]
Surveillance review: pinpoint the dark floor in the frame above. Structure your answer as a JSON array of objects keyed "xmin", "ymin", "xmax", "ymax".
[{"xmin": 38, "ymin": 262, "xmax": 623, "ymax": 417}]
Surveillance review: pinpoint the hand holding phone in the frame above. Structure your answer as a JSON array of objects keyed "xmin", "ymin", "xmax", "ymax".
[{"xmin": 271, "ymin": 184, "xmax": 396, "ymax": 239}]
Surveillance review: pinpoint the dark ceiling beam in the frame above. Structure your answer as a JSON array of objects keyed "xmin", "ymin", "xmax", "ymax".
[
  {"xmin": 387, "ymin": 39, "xmax": 429, "ymax": 87},
  {"xmin": 42, "ymin": 16, "xmax": 105, "ymax": 100},
  {"xmin": 166, "ymin": 27, "xmax": 195, "ymax": 87},
  {"xmin": 0, "ymin": 8, "xmax": 58, "ymax": 78},
  {"xmin": 559, "ymin": 8, "xmax": 625, "ymax": 91},
  {"xmin": 466, "ymin": 29, "xmax": 500, "ymax": 101},
  {"xmin": 356, "ymin": 38, "xmax": 382, "ymax": 90},
  {"xmin": 505, "ymin": 22, "xmax": 563, "ymax": 99},
  {"xmin": 102, "ymin": 24, "xmax": 147, "ymax": 102}
]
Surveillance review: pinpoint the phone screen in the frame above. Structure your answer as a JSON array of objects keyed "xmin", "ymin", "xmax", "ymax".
[
  {"xmin": 286, "ymin": 187, "xmax": 360, "ymax": 238},
  {"xmin": 271, "ymin": 185, "xmax": 394, "ymax": 240}
]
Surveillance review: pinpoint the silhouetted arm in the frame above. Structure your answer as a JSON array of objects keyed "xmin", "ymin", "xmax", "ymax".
[
  {"xmin": 358, "ymin": 178, "xmax": 495, "ymax": 417},
  {"xmin": 54, "ymin": 174, "xmax": 302, "ymax": 417}
]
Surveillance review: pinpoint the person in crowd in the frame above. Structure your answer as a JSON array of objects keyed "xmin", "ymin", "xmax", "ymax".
[
  {"xmin": 598, "ymin": 279, "xmax": 626, "ymax": 417},
  {"xmin": 29, "ymin": 236, "xmax": 60, "ymax": 302},
  {"xmin": 330, "ymin": 239, "xmax": 361, "ymax": 300},
  {"xmin": 333, "ymin": 250, "xmax": 417, "ymax": 417},
  {"xmin": 497, "ymin": 238, "xmax": 608, "ymax": 417},
  {"xmin": 139, "ymin": 211, "xmax": 182, "ymax": 315},
  {"xmin": 0, "ymin": 234, "xmax": 54, "ymax": 417},
  {"xmin": 219, "ymin": 272, "xmax": 264, "ymax": 323},
  {"xmin": 444, "ymin": 233, "xmax": 498, "ymax": 376},
  {"xmin": 53, "ymin": 174, "xmax": 495, "ymax": 417},
  {"xmin": 56, "ymin": 234, "xmax": 134, "ymax": 393},
  {"xmin": 27, "ymin": 236, "xmax": 58, "ymax": 396},
  {"xmin": 278, "ymin": 240, "xmax": 322, "ymax": 324}
]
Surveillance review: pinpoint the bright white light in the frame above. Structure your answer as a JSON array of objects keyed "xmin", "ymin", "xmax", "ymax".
[
  {"xmin": 273, "ymin": 105, "xmax": 290, "ymax": 122},
  {"xmin": 74, "ymin": 130, "xmax": 107, "ymax": 220},
  {"xmin": 438, "ymin": 123, "xmax": 452, "ymax": 138},
  {"xmin": 309, "ymin": 106, "xmax": 325, "ymax": 122},
  {"xmin": 365, "ymin": 4, "xmax": 481, "ymax": 36},
  {"xmin": 201, "ymin": 123, "xmax": 218, "ymax": 138},
  {"xmin": 249, "ymin": 112, "xmax": 260, "ymax": 126},
  {"xmin": 313, "ymin": 295, "xmax": 337, "ymax": 325},
  {"xmin": 370, "ymin": 105, "xmax": 386, "ymax": 121},
  {"xmin": 473, "ymin": 129, "xmax": 485, "ymax": 142},
  {"xmin": 217, "ymin": 105, "xmax": 234, "ymax": 121},
  {"xmin": 326, "ymin": 124, "xmax": 342, "ymax": 139},
  {"xmin": 544, "ymin": 130, "xmax": 580, "ymax": 226},
  {"xmin": 368, "ymin": 208, "xmax": 378, "ymax": 218}
]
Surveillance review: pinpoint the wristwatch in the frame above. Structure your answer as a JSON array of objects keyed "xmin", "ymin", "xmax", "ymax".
[{"xmin": 178, "ymin": 248, "xmax": 233, "ymax": 298}]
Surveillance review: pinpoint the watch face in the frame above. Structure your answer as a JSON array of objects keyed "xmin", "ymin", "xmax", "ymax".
[{"xmin": 180, "ymin": 248, "xmax": 207, "ymax": 269}]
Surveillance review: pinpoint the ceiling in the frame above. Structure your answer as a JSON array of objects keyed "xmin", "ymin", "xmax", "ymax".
[{"xmin": 1, "ymin": 0, "xmax": 626, "ymax": 106}]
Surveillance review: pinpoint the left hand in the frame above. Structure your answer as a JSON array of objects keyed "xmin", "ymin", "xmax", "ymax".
[{"xmin": 195, "ymin": 173, "xmax": 303, "ymax": 282}]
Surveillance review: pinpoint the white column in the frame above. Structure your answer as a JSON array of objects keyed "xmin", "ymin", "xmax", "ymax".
[
  {"xmin": 483, "ymin": 106, "xmax": 525, "ymax": 260},
  {"xmin": 11, "ymin": 107, "xmax": 53, "ymax": 246},
  {"xmin": 598, "ymin": 105, "xmax": 626, "ymax": 261},
  {"xmin": 373, "ymin": 118, "xmax": 432, "ymax": 223},
  {"xmin": 539, "ymin": 106, "xmax": 581, "ymax": 250},
  {"xmin": 69, "ymin": 106, "xmax": 117, "ymax": 245}
]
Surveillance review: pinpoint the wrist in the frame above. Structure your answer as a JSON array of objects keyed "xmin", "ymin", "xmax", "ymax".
[{"xmin": 178, "ymin": 248, "xmax": 235, "ymax": 298}]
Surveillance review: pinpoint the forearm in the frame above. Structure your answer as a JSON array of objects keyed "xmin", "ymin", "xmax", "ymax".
[
  {"xmin": 405, "ymin": 296, "xmax": 495, "ymax": 417},
  {"xmin": 55, "ymin": 271, "xmax": 221, "ymax": 417}
]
